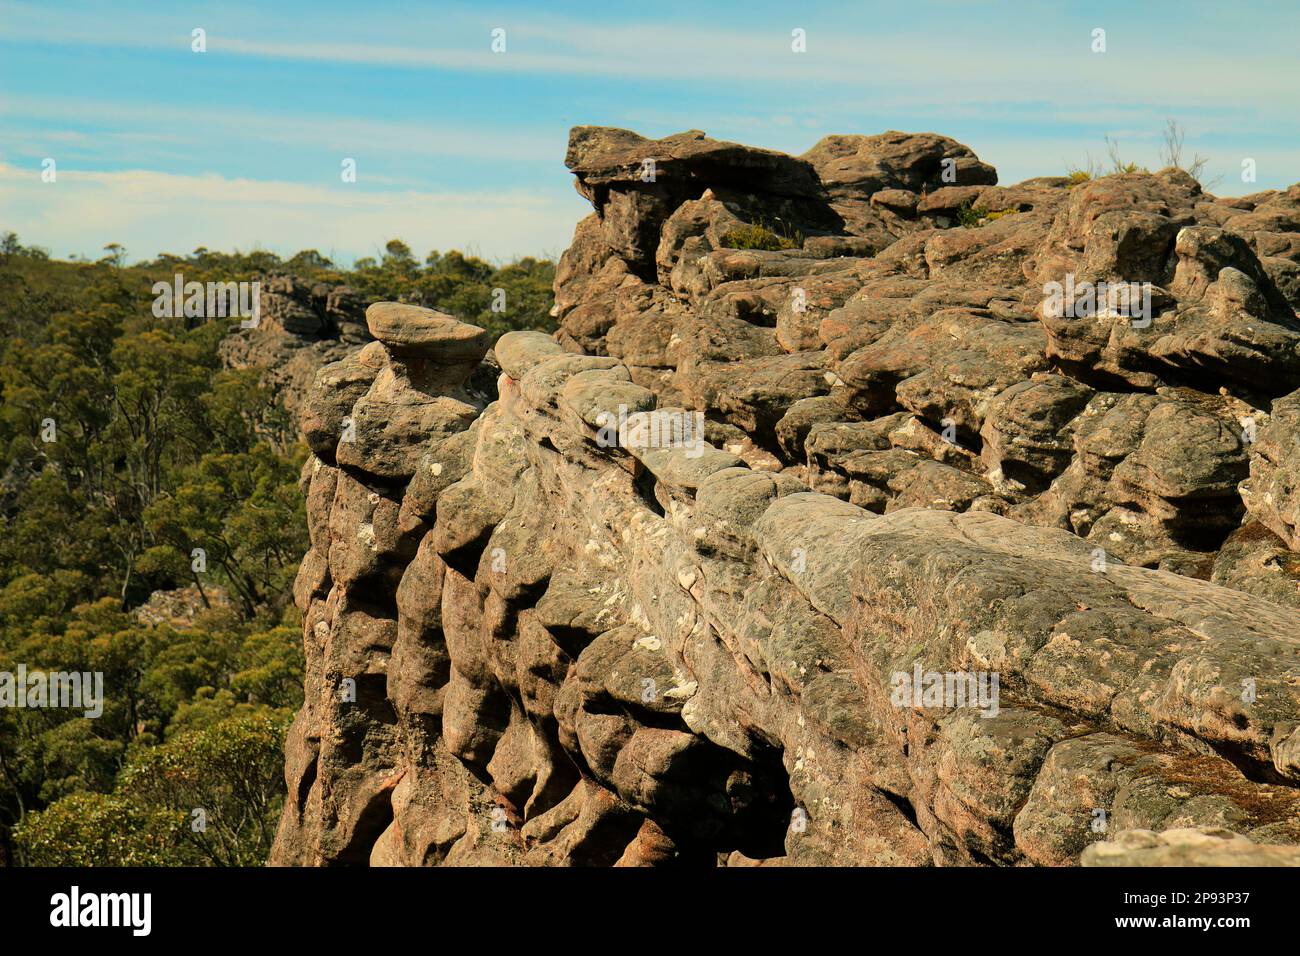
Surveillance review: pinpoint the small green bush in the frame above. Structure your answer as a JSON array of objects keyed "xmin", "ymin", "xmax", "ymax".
[
  {"xmin": 720, "ymin": 223, "xmax": 802, "ymax": 251},
  {"xmin": 955, "ymin": 203, "xmax": 986, "ymax": 228},
  {"xmin": 955, "ymin": 203, "xmax": 1019, "ymax": 228}
]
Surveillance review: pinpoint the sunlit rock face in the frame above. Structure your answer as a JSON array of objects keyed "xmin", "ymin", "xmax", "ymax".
[{"xmin": 270, "ymin": 128, "xmax": 1300, "ymax": 868}]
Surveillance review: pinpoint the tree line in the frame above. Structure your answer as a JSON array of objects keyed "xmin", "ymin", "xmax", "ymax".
[{"xmin": 0, "ymin": 234, "xmax": 555, "ymax": 864}]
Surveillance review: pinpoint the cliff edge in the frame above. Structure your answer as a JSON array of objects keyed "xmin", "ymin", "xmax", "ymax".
[{"xmin": 270, "ymin": 127, "xmax": 1300, "ymax": 866}]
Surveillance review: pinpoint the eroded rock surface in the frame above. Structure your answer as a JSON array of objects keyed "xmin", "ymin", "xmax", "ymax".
[
  {"xmin": 271, "ymin": 127, "xmax": 1300, "ymax": 867},
  {"xmin": 220, "ymin": 274, "xmax": 373, "ymax": 422}
]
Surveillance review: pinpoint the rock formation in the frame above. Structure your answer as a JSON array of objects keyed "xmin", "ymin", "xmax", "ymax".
[
  {"xmin": 270, "ymin": 127, "xmax": 1300, "ymax": 867},
  {"xmin": 219, "ymin": 274, "xmax": 371, "ymax": 422}
]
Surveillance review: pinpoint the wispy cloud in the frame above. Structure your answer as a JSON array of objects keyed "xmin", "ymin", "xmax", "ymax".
[
  {"xmin": 5, "ymin": 0, "xmax": 1298, "ymax": 107},
  {"xmin": 0, "ymin": 94, "xmax": 561, "ymax": 165},
  {"xmin": 1, "ymin": 0, "xmax": 1297, "ymax": 261}
]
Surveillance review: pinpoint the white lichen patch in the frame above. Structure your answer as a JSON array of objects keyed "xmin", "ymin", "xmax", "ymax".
[
  {"xmin": 663, "ymin": 680, "xmax": 697, "ymax": 700},
  {"xmin": 357, "ymin": 522, "xmax": 377, "ymax": 551}
]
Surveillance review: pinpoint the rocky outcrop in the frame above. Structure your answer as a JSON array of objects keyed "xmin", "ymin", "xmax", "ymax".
[
  {"xmin": 271, "ymin": 127, "xmax": 1300, "ymax": 867},
  {"xmin": 134, "ymin": 585, "xmax": 234, "ymax": 629},
  {"xmin": 219, "ymin": 274, "xmax": 372, "ymax": 422}
]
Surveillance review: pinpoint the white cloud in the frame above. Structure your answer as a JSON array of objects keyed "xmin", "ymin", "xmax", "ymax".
[{"xmin": 0, "ymin": 163, "xmax": 588, "ymax": 264}]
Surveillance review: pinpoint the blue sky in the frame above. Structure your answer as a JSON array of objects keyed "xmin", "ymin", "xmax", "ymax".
[{"xmin": 2, "ymin": 0, "xmax": 1298, "ymax": 264}]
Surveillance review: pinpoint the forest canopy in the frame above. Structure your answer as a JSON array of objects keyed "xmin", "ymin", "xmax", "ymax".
[{"xmin": 0, "ymin": 234, "xmax": 555, "ymax": 865}]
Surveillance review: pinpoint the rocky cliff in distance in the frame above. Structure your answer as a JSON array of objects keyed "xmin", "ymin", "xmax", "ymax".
[
  {"xmin": 270, "ymin": 126, "xmax": 1300, "ymax": 867},
  {"xmin": 219, "ymin": 274, "xmax": 372, "ymax": 424}
]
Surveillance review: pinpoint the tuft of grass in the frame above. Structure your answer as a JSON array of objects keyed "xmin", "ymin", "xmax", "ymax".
[
  {"xmin": 1104, "ymin": 135, "xmax": 1149, "ymax": 176},
  {"xmin": 1159, "ymin": 118, "xmax": 1222, "ymax": 190},
  {"xmin": 1067, "ymin": 122, "xmax": 1227, "ymax": 188},
  {"xmin": 1065, "ymin": 164, "xmax": 1098, "ymax": 186},
  {"xmin": 955, "ymin": 202, "xmax": 1020, "ymax": 228},
  {"xmin": 720, "ymin": 220, "xmax": 803, "ymax": 251}
]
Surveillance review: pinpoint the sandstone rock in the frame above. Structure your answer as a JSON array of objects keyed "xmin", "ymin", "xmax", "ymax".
[
  {"xmin": 566, "ymin": 126, "xmax": 821, "ymax": 199},
  {"xmin": 1211, "ymin": 521, "xmax": 1300, "ymax": 609},
  {"xmin": 335, "ymin": 363, "xmax": 481, "ymax": 481},
  {"xmin": 1241, "ymin": 388, "xmax": 1300, "ymax": 549},
  {"xmin": 801, "ymin": 131, "xmax": 996, "ymax": 200},
  {"xmin": 1081, "ymin": 827, "xmax": 1300, "ymax": 866},
  {"xmin": 365, "ymin": 302, "xmax": 490, "ymax": 365},
  {"xmin": 300, "ymin": 341, "xmax": 387, "ymax": 460},
  {"xmin": 495, "ymin": 330, "xmax": 566, "ymax": 379},
  {"xmin": 980, "ymin": 374, "xmax": 1094, "ymax": 492},
  {"xmin": 273, "ymin": 128, "xmax": 1300, "ymax": 870}
]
